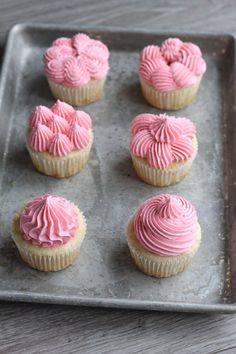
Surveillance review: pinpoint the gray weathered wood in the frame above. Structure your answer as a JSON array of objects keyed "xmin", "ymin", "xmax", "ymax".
[{"xmin": 1, "ymin": 1, "xmax": 236, "ymax": 353}]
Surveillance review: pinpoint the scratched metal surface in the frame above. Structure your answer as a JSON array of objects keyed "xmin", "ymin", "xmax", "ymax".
[{"xmin": 0, "ymin": 24, "xmax": 234, "ymax": 312}]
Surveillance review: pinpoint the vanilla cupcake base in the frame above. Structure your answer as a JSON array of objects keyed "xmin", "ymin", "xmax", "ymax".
[
  {"xmin": 12, "ymin": 209, "xmax": 86, "ymax": 272},
  {"xmin": 27, "ymin": 131, "xmax": 93, "ymax": 178},
  {"xmin": 48, "ymin": 79, "xmax": 105, "ymax": 106},
  {"xmin": 127, "ymin": 219, "xmax": 201, "ymax": 278},
  {"xmin": 140, "ymin": 76, "xmax": 202, "ymax": 110},
  {"xmin": 131, "ymin": 136, "xmax": 197, "ymax": 187}
]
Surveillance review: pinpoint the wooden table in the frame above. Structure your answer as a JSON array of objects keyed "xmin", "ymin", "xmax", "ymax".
[{"xmin": 1, "ymin": 1, "xmax": 236, "ymax": 353}]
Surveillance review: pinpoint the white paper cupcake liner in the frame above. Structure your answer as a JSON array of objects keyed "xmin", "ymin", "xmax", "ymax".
[
  {"xmin": 48, "ymin": 79, "xmax": 105, "ymax": 106},
  {"xmin": 127, "ymin": 220, "xmax": 201, "ymax": 278},
  {"xmin": 12, "ymin": 209, "xmax": 86, "ymax": 272},
  {"xmin": 131, "ymin": 137, "xmax": 197, "ymax": 187},
  {"xmin": 140, "ymin": 77, "xmax": 202, "ymax": 110},
  {"xmin": 27, "ymin": 139, "xmax": 92, "ymax": 178}
]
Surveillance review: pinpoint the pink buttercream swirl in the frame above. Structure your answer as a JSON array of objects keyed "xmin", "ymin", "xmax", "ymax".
[
  {"xmin": 28, "ymin": 102, "xmax": 92, "ymax": 156},
  {"xmin": 44, "ymin": 33, "xmax": 109, "ymax": 87},
  {"xmin": 19, "ymin": 194, "xmax": 79, "ymax": 247},
  {"xmin": 139, "ymin": 38, "xmax": 206, "ymax": 91},
  {"xmin": 133, "ymin": 194, "xmax": 198, "ymax": 256},
  {"xmin": 130, "ymin": 113, "xmax": 196, "ymax": 169}
]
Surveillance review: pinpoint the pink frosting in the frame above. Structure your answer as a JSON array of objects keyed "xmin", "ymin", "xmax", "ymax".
[
  {"xmin": 48, "ymin": 133, "xmax": 73, "ymax": 156},
  {"xmin": 28, "ymin": 103, "xmax": 92, "ymax": 155},
  {"xmin": 67, "ymin": 110, "xmax": 92, "ymax": 129},
  {"xmin": 19, "ymin": 194, "xmax": 79, "ymax": 247},
  {"xmin": 67, "ymin": 124, "xmax": 90, "ymax": 149},
  {"xmin": 44, "ymin": 33, "xmax": 109, "ymax": 87},
  {"xmin": 51, "ymin": 100, "xmax": 75, "ymax": 119},
  {"xmin": 47, "ymin": 114, "xmax": 70, "ymax": 134},
  {"xmin": 130, "ymin": 113, "xmax": 196, "ymax": 169},
  {"xmin": 29, "ymin": 106, "xmax": 52, "ymax": 128},
  {"xmin": 133, "ymin": 194, "xmax": 198, "ymax": 256},
  {"xmin": 29, "ymin": 124, "xmax": 54, "ymax": 152},
  {"xmin": 139, "ymin": 38, "xmax": 206, "ymax": 91}
]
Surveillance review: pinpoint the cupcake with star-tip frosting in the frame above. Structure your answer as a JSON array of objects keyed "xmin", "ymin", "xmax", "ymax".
[
  {"xmin": 12, "ymin": 194, "xmax": 86, "ymax": 272},
  {"xmin": 139, "ymin": 38, "xmax": 206, "ymax": 109},
  {"xmin": 27, "ymin": 100, "xmax": 93, "ymax": 178},
  {"xmin": 43, "ymin": 33, "xmax": 110, "ymax": 105},
  {"xmin": 127, "ymin": 194, "xmax": 201, "ymax": 277},
  {"xmin": 129, "ymin": 113, "xmax": 197, "ymax": 186}
]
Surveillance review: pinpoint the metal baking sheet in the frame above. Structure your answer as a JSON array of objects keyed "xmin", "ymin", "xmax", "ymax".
[{"xmin": 0, "ymin": 23, "xmax": 235, "ymax": 313}]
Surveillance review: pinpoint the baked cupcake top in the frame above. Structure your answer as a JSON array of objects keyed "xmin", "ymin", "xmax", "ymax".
[
  {"xmin": 43, "ymin": 33, "xmax": 109, "ymax": 87},
  {"xmin": 19, "ymin": 194, "xmax": 79, "ymax": 247},
  {"xmin": 139, "ymin": 38, "xmax": 206, "ymax": 91},
  {"xmin": 133, "ymin": 194, "xmax": 198, "ymax": 256},
  {"xmin": 28, "ymin": 100, "xmax": 92, "ymax": 156},
  {"xmin": 130, "ymin": 113, "xmax": 196, "ymax": 169}
]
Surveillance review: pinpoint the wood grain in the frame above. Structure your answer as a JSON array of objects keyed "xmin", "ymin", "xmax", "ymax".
[{"xmin": 1, "ymin": 1, "xmax": 236, "ymax": 353}]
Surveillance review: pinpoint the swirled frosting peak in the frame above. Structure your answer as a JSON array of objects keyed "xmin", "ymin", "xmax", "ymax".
[
  {"xmin": 139, "ymin": 37, "xmax": 206, "ymax": 91},
  {"xmin": 28, "ymin": 102, "xmax": 92, "ymax": 155},
  {"xmin": 130, "ymin": 113, "xmax": 196, "ymax": 169},
  {"xmin": 29, "ymin": 105, "xmax": 52, "ymax": 128},
  {"xmin": 44, "ymin": 33, "xmax": 109, "ymax": 87},
  {"xmin": 19, "ymin": 194, "xmax": 79, "ymax": 247},
  {"xmin": 51, "ymin": 100, "xmax": 74, "ymax": 119},
  {"xmin": 133, "ymin": 194, "xmax": 198, "ymax": 256}
]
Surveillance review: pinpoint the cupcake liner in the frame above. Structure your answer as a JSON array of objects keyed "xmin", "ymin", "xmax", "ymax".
[
  {"xmin": 131, "ymin": 137, "xmax": 197, "ymax": 187},
  {"xmin": 12, "ymin": 209, "xmax": 86, "ymax": 272},
  {"xmin": 140, "ymin": 76, "xmax": 202, "ymax": 110},
  {"xmin": 48, "ymin": 79, "xmax": 105, "ymax": 106},
  {"xmin": 27, "ymin": 136, "xmax": 93, "ymax": 178},
  {"xmin": 127, "ymin": 219, "xmax": 201, "ymax": 278}
]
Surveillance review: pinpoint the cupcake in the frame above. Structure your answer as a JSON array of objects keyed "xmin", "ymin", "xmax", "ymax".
[
  {"xmin": 27, "ymin": 100, "xmax": 93, "ymax": 178},
  {"xmin": 139, "ymin": 38, "xmax": 207, "ymax": 109},
  {"xmin": 130, "ymin": 113, "xmax": 197, "ymax": 186},
  {"xmin": 12, "ymin": 194, "xmax": 86, "ymax": 272},
  {"xmin": 43, "ymin": 33, "xmax": 110, "ymax": 105},
  {"xmin": 127, "ymin": 194, "xmax": 201, "ymax": 278}
]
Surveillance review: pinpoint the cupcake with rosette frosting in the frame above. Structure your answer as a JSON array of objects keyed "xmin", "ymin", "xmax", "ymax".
[
  {"xmin": 127, "ymin": 194, "xmax": 201, "ymax": 277},
  {"xmin": 27, "ymin": 100, "xmax": 93, "ymax": 178},
  {"xmin": 12, "ymin": 194, "xmax": 87, "ymax": 271},
  {"xmin": 43, "ymin": 33, "xmax": 109, "ymax": 105},
  {"xmin": 139, "ymin": 38, "xmax": 206, "ymax": 109},
  {"xmin": 130, "ymin": 113, "xmax": 197, "ymax": 186}
]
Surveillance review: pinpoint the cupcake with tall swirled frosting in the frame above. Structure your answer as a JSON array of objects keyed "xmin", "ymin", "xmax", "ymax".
[
  {"xmin": 139, "ymin": 38, "xmax": 206, "ymax": 109},
  {"xmin": 12, "ymin": 194, "xmax": 86, "ymax": 271},
  {"xmin": 130, "ymin": 113, "xmax": 197, "ymax": 186},
  {"xmin": 27, "ymin": 100, "xmax": 93, "ymax": 178},
  {"xmin": 127, "ymin": 194, "xmax": 201, "ymax": 277},
  {"xmin": 43, "ymin": 33, "xmax": 109, "ymax": 105}
]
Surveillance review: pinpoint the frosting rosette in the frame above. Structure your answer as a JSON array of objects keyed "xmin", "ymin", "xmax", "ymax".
[
  {"xmin": 28, "ymin": 101, "xmax": 92, "ymax": 156},
  {"xmin": 139, "ymin": 38, "xmax": 206, "ymax": 91},
  {"xmin": 133, "ymin": 194, "xmax": 198, "ymax": 256},
  {"xmin": 130, "ymin": 113, "xmax": 196, "ymax": 169},
  {"xmin": 19, "ymin": 194, "xmax": 79, "ymax": 247},
  {"xmin": 44, "ymin": 33, "xmax": 109, "ymax": 87}
]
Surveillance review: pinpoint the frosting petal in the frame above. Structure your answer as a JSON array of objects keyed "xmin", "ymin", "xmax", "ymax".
[
  {"xmin": 170, "ymin": 62, "xmax": 197, "ymax": 87},
  {"xmin": 67, "ymin": 124, "xmax": 90, "ymax": 150},
  {"xmin": 146, "ymin": 141, "xmax": 172, "ymax": 169},
  {"xmin": 45, "ymin": 59, "xmax": 65, "ymax": 83},
  {"xmin": 133, "ymin": 194, "xmax": 198, "ymax": 256},
  {"xmin": 68, "ymin": 110, "xmax": 92, "ymax": 129},
  {"xmin": 29, "ymin": 105, "xmax": 52, "ymax": 128},
  {"xmin": 151, "ymin": 63, "xmax": 177, "ymax": 91},
  {"xmin": 47, "ymin": 114, "xmax": 70, "ymax": 134},
  {"xmin": 171, "ymin": 136, "xmax": 194, "ymax": 162},
  {"xmin": 63, "ymin": 56, "xmax": 90, "ymax": 87},
  {"xmin": 53, "ymin": 37, "xmax": 73, "ymax": 47},
  {"xmin": 48, "ymin": 133, "xmax": 73, "ymax": 156},
  {"xmin": 19, "ymin": 194, "xmax": 79, "ymax": 247},
  {"xmin": 29, "ymin": 124, "xmax": 54, "ymax": 152},
  {"xmin": 130, "ymin": 130, "xmax": 154, "ymax": 158},
  {"xmin": 130, "ymin": 113, "xmax": 157, "ymax": 135},
  {"xmin": 140, "ymin": 45, "xmax": 162, "ymax": 61}
]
